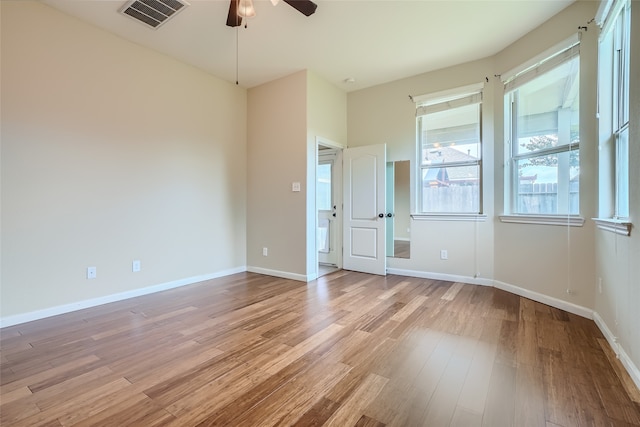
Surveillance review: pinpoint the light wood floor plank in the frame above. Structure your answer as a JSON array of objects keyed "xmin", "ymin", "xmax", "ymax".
[{"xmin": 1, "ymin": 271, "xmax": 638, "ymax": 426}]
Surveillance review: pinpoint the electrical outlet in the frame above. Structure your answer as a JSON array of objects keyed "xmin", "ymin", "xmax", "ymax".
[
  {"xmin": 87, "ymin": 266, "xmax": 97, "ymax": 279},
  {"xmin": 262, "ymin": 247, "xmax": 268, "ymax": 256},
  {"xmin": 440, "ymin": 249, "xmax": 448, "ymax": 260},
  {"xmin": 132, "ymin": 260, "xmax": 141, "ymax": 272}
]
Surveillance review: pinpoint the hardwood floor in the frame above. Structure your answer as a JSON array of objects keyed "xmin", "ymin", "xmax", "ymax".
[
  {"xmin": 393, "ymin": 240, "xmax": 410, "ymax": 259},
  {"xmin": 1, "ymin": 271, "xmax": 639, "ymax": 426}
]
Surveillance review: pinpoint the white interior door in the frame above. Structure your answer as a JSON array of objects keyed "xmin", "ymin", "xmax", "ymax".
[{"xmin": 343, "ymin": 144, "xmax": 387, "ymax": 275}]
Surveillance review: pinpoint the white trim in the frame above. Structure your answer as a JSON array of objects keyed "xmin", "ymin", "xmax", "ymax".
[
  {"xmin": 388, "ymin": 269, "xmax": 592, "ymax": 319},
  {"xmin": 0, "ymin": 267, "xmax": 247, "ymax": 328},
  {"xmin": 499, "ymin": 33, "xmax": 580, "ymax": 84},
  {"xmin": 247, "ymin": 266, "xmax": 309, "ymax": 282},
  {"xmin": 499, "ymin": 215, "xmax": 585, "ymax": 227},
  {"xmin": 593, "ymin": 218, "xmax": 632, "ymax": 236},
  {"xmin": 316, "ymin": 136, "xmax": 345, "ymax": 150},
  {"xmin": 600, "ymin": 0, "xmax": 627, "ymax": 36},
  {"xmin": 593, "ymin": 311, "xmax": 640, "ymax": 391},
  {"xmin": 386, "ymin": 268, "xmax": 493, "ymax": 287},
  {"xmin": 416, "ymin": 92, "xmax": 482, "ymax": 116},
  {"xmin": 412, "ymin": 213, "xmax": 487, "ymax": 222},
  {"xmin": 503, "ymin": 44, "xmax": 580, "ymax": 92},
  {"xmin": 596, "ymin": 0, "xmax": 614, "ymax": 26},
  {"xmin": 412, "ymin": 82, "xmax": 484, "ymax": 105},
  {"xmin": 493, "ymin": 280, "xmax": 593, "ymax": 319}
]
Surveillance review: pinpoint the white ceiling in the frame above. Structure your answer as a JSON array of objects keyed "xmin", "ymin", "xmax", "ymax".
[{"xmin": 42, "ymin": 0, "xmax": 574, "ymax": 92}]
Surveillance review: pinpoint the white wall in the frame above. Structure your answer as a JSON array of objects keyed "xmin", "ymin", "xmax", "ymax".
[{"xmin": 1, "ymin": 1, "xmax": 247, "ymax": 320}]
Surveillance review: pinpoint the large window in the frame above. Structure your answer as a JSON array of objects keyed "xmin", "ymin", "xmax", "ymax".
[
  {"xmin": 416, "ymin": 87, "xmax": 482, "ymax": 214},
  {"xmin": 504, "ymin": 43, "xmax": 580, "ymax": 215},
  {"xmin": 597, "ymin": 0, "xmax": 630, "ymax": 219}
]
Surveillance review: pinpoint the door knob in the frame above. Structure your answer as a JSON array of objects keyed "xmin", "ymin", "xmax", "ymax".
[
  {"xmin": 378, "ymin": 213, "xmax": 384, "ymax": 218},
  {"xmin": 386, "ymin": 213, "xmax": 393, "ymax": 218}
]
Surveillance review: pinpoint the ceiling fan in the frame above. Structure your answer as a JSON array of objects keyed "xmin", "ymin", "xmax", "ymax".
[{"xmin": 226, "ymin": 0, "xmax": 318, "ymax": 27}]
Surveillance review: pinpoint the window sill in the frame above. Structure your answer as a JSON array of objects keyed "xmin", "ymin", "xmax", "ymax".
[
  {"xmin": 499, "ymin": 214, "xmax": 585, "ymax": 227},
  {"xmin": 411, "ymin": 213, "xmax": 487, "ymax": 222},
  {"xmin": 592, "ymin": 218, "xmax": 632, "ymax": 236}
]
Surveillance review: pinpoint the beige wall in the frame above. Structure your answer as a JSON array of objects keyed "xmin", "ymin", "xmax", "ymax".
[
  {"xmin": 347, "ymin": 57, "xmax": 496, "ymax": 281},
  {"xmin": 1, "ymin": 2, "xmax": 247, "ymax": 318},
  {"xmin": 492, "ymin": 1, "xmax": 598, "ymax": 310},
  {"xmin": 347, "ymin": 0, "xmax": 639, "ymax": 383},
  {"xmin": 307, "ymin": 71, "xmax": 348, "ymax": 146},
  {"xmin": 246, "ymin": 70, "xmax": 347, "ymax": 279},
  {"xmin": 347, "ymin": 2, "xmax": 600, "ymax": 304},
  {"xmin": 2, "ymin": 0, "xmax": 637, "ymax": 383},
  {"xmin": 307, "ymin": 71, "xmax": 348, "ymax": 274},
  {"xmin": 246, "ymin": 71, "xmax": 308, "ymax": 278}
]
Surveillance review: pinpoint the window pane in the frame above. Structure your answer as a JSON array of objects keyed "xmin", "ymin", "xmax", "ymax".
[
  {"xmin": 514, "ymin": 56, "xmax": 580, "ymax": 156},
  {"xmin": 616, "ymin": 127, "xmax": 629, "ymax": 218},
  {"xmin": 620, "ymin": 3, "xmax": 630, "ymax": 125},
  {"xmin": 317, "ymin": 163, "xmax": 332, "ymax": 211},
  {"xmin": 516, "ymin": 150, "xmax": 579, "ymax": 214},
  {"xmin": 421, "ymin": 165, "xmax": 480, "ymax": 213},
  {"xmin": 420, "ymin": 103, "xmax": 480, "ymax": 166}
]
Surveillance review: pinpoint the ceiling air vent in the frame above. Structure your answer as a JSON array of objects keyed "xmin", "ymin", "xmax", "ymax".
[{"xmin": 120, "ymin": 0, "xmax": 189, "ymax": 29}]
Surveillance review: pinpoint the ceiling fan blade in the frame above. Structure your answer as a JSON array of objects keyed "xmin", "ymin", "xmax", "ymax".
[
  {"xmin": 226, "ymin": 0, "xmax": 243, "ymax": 27},
  {"xmin": 282, "ymin": 0, "xmax": 317, "ymax": 17}
]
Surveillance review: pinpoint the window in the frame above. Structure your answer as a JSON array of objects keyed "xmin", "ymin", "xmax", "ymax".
[
  {"xmin": 416, "ymin": 86, "xmax": 482, "ymax": 214},
  {"xmin": 597, "ymin": 0, "xmax": 630, "ymax": 220},
  {"xmin": 504, "ymin": 42, "xmax": 580, "ymax": 215}
]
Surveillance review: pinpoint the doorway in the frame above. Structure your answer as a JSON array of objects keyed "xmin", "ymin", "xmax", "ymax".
[{"xmin": 317, "ymin": 143, "xmax": 342, "ymax": 277}]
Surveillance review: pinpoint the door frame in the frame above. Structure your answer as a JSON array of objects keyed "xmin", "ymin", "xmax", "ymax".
[
  {"xmin": 318, "ymin": 151, "xmax": 340, "ymax": 266},
  {"xmin": 315, "ymin": 137, "xmax": 344, "ymax": 272}
]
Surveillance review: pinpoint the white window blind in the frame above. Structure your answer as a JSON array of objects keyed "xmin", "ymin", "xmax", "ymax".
[
  {"xmin": 503, "ymin": 43, "xmax": 580, "ymax": 92},
  {"xmin": 416, "ymin": 92, "xmax": 482, "ymax": 116}
]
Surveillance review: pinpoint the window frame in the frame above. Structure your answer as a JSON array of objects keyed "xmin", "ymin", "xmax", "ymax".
[
  {"xmin": 594, "ymin": 0, "xmax": 631, "ymax": 234},
  {"xmin": 502, "ymin": 41, "xmax": 582, "ymax": 218},
  {"xmin": 611, "ymin": 0, "xmax": 630, "ymax": 219},
  {"xmin": 414, "ymin": 86, "xmax": 484, "ymax": 216}
]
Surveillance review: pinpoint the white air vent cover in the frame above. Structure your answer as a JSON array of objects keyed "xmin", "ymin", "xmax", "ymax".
[{"xmin": 120, "ymin": 0, "xmax": 189, "ymax": 29}]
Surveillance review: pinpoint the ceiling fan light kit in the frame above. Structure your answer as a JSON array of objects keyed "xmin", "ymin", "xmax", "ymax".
[
  {"xmin": 225, "ymin": 0, "xmax": 317, "ymax": 27},
  {"xmin": 237, "ymin": 0, "xmax": 256, "ymax": 19}
]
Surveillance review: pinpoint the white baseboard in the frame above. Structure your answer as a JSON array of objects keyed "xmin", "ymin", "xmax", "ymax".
[
  {"xmin": 493, "ymin": 280, "xmax": 593, "ymax": 319},
  {"xmin": 0, "ymin": 266, "xmax": 247, "ymax": 328},
  {"xmin": 2, "ymin": 264, "xmax": 638, "ymax": 393},
  {"xmin": 386, "ymin": 268, "xmax": 494, "ymax": 287},
  {"xmin": 246, "ymin": 266, "xmax": 308, "ymax": 282},
  {"xmin": 593, "ymin": 311, "xmax": 640, "ymax": 391}
]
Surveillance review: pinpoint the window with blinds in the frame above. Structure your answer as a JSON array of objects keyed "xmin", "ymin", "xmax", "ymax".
[
  {"xmin": 503, "ymin": 40, "xmax": 581, "ymax": 215},
  {"xmin": 415, "ymin": 85, "xmax": 483, "ymax": 214}
]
